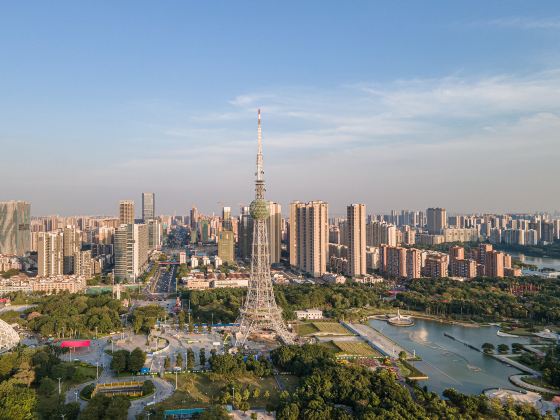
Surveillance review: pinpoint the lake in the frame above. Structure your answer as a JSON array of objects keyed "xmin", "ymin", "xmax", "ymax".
[
  {"xmin": 369, "ymin": 318, "xmax": 536, "ymax": 395},
  {"xmin": 507, "ymin": 252, "xmax": 560, "ymax": 271}
]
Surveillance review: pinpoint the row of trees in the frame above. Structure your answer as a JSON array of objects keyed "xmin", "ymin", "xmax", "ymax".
[
  {"xmin": 182, "ymin": 283, "xmax": 389, "ymax": 324},
  {"xmin": 270, "ymin": 344, "xmax": 549, "ymax": 419},
  {"xmin": 397, "ymin": 277, "xmax": 560, "ymax": 323},
  {"xmin": 162, "ymin": 348, "xmax": 200, "ymax": 370}
]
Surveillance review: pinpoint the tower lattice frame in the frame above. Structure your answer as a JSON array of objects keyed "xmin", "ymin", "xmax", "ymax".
[{"xmin": 234, "ymin": 110, "xmax": 294, "ymax": 347}]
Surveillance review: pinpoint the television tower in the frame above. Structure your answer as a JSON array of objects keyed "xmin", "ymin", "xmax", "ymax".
[{"xmin": 235, "ymin": 110, "xmax": 294, "ymax": 347}]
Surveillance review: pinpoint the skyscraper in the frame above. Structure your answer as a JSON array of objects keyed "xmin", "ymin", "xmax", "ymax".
[
  {"xmin": 190, "ymin": 207, "xmax": 199, "ymax": 230},
  {"xmin": 426, "ymin": 207, "xmax": 447, "ymax": 235},
  {"xmin": 62, "ymin": 226, "xmax": 81, "ymax": 274},
  {"xmin": 238, "ymin": 206, "xmax": 253, "ymax": 260},
  {"xmin": 236, "ymin": 110, "xmax": 293, "ymax": 346},
  {"xmin": 38, "ymin": 231, "xmax": 64, "ymax": 277},
  {"xmin": 119, "ymin": 200, "xmax": 135, "ymax": 225},
  {"xmin": 0, "ymin": 201, "xmax": 31, "ymax": 256},
  {"xmin": 347, "ymin": 204, "xmax": 366, "ymax": 277},
  {"xmin": 142, "ymin": 192, "xmax": 155, "ymax": 221},
  {"xmin": 267, "ymin": 202, "xmax": 282, "ymax": 264},
  {"xmin": 289, "ymin": 201, "xmax": 329, "ymax": 277},
  {"xmin": 218, "ymin": 230, "xmax": 235, "ymax": 264},
  {"xmin": 114, "ymin": 223, "xmax": 148, "ymax": 282}
]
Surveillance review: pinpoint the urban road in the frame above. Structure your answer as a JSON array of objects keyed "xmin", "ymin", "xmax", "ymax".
[{"xmin": 64, "ymin": 335, "xmax": 174, "ymax": 420}]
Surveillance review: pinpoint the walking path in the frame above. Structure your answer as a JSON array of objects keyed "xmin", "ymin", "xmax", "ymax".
[
  {"xmin": 510, "ymin": 374, "xmax": 560, "ymax": 395},
  {"xmin": 344, "ymin": 322, "xmax": 413, "ymax": 359},
  {"xmin": 64, "ymin": 336, "xmax": 175, "ymax": 419},
  {"xmin": 493, "ymin": 354, "xmax": 540, "ymax": 375}
]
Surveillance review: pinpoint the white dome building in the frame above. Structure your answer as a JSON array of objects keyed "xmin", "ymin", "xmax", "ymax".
[{"xmin": 0, "ymin": 319, "xmax": 20, "ymax": 354}]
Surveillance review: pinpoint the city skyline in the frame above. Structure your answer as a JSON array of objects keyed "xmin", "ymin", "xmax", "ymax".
[{"xmin": 1, "ymin": 2, "xmax": 560, "ymax": 215}]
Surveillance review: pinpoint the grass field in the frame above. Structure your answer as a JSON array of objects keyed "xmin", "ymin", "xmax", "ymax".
[
  {"xmin": 332, "ymin": 341, "xmax": 382, "ymax": 357},
  {"xmin": 296, "ymin": 322, "xmax": 319, "ymax": 336},
  {"xmin": 152, "ymin": 372, "xmax": 281, "ymax": 412},
  {"xmin": 311, "ymin": 322, "xmax": 352, "ymax": 335}
]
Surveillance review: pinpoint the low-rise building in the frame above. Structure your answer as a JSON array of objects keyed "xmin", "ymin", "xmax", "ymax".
[{"xmin": 294, "ymin": 309, "xmax": 323, "ymax": 320}]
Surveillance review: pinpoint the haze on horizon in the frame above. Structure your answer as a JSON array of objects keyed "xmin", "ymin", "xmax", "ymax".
[{"xmin": 1, "ymin": 1, "xmax": 559, "ymax": 217}]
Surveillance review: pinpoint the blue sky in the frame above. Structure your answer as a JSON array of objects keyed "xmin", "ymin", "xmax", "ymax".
[{"xmin": 1, "ymin": 1, "xmax": 559, "ymax": 216}]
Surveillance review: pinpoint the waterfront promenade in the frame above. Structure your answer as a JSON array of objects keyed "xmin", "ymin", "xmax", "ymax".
[{"xmin": 344, "ymin": 322, "xmax": 413, "ymax": 359}]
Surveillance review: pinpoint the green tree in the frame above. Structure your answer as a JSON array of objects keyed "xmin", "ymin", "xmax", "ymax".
[
  {"xmin": 38, "ymin": 377, "xmax": 57, "ymax": 396},
  {"xmin": 199, "ymin": 348, "xmax": 206, "ymax": 367},
  {"xmin": 497, "ymin": 344, "xmax": 509, "ymax": 354},
  {"xmin": 399, "ymin": 350, "xmax": 407, "ymax": 361},
  {"xmin": 187, "ymin": 348, "xmax": 195, "ymax": 369},
  {"xmin": 252, "ymin": 387, "xmax": 260, "ymax": 399},
  {"xmin": 111, "ymin": 350, "xmax": 129, "ymax": 374},
  {"xmin": 176, "ymin": 353, "xmax": 183, "ymax": 369},
  {"xmin": 0, "ymin": 379, "xmax": 37, "ymax": 420},
  {"xmin": 164, "ymin": 356, "xmax": 171, "ymax": 370},
  {"xmin": 128, "ymin": 347, "xmax": 146, "ymax": 372},
  {"xmin": 512, "ymin": 342, "xmax": 524, "ymax": 353},
  {"xmin": 142, "ymin": 380, "xmax": 155, "ymax": 396},
  {"xmin": 482, "ymin": 343, "xmax": 495, "ymax": 354}
]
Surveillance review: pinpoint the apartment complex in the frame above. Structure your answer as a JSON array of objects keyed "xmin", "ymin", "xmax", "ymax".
[
  {"xmin": 347, "ymin": 204, "xmax": 366, "ymax": 277},
  {"xmin": 289, "ymin": 201, "xmax": 329, "ymax": 277}
]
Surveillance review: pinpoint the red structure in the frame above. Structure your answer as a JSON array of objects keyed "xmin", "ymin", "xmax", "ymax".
[{"xmin": 60, "ymin": 339, "xmax": 91, "ymax": 348}]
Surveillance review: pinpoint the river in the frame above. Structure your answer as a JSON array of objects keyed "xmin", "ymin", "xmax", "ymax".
[
  {"xmin": 507, "ymin": 252, "xmax": 560, "ymax": 271},
  {"xmin": 369, "ymin": 318, "xmax": 537, "ymax": 396}
]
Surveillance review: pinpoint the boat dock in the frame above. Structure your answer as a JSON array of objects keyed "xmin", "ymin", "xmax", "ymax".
[{"xmin": 344, "ymin": 322, "xmax": 414, "ymax": 359}]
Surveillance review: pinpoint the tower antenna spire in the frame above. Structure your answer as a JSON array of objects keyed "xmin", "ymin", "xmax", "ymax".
[{"xmin": 256, "ymin": 109, "xmax": 264, "ymax": 183}]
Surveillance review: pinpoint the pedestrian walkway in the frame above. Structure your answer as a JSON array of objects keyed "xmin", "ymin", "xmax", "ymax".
[{"xmin": 344, "ymin": 322, "xmax": 413, "ymax": 359}]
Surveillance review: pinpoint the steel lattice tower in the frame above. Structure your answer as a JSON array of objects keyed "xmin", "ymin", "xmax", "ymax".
[{"xmin": 235, "ymin": 110, "xmax": 294, "ymax": 347}]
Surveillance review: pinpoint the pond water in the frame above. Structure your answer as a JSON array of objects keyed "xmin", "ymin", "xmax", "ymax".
[{"xmin": 369, "ymin": 318, "xmax": 536, "ymax": 395}]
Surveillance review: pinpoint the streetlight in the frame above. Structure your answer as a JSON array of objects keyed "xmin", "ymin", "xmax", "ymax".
[
  {"xmin": 57, "ymin": 377, "xmax": 62, "ymax": 395},
  {"xmin": 96, "ymin": 361, "xmax": 99, "ymax": 380},
  {"xmin": 74, "ymin": 391, "xmax": 78, "ymax": 402}
]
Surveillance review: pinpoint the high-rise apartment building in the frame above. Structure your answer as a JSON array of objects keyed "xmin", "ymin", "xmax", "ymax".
[
  {"xmin": 289, "ymin": 201, "xmax": 329, "ymax": 277},
  {"xmin": 119, "ymin": 200, "xmax": 135, "ymax": 225},
  {"xmin": 347, "ymin": 204, "xmax": 366, "ymax": 277},
  {"xmin": 218, "ymin": 230, "xmax": 235, "ymax": 264},
  {"xmin": 147, "ymin": 219, "xmax": 162, "ymax": 251},
  {"xmin": 423, "ymin": 254, "xmax": 449, "ymax": 278},
  {"xmin": 267, "ymin": 202, "xmax": 282, "ymax": 264},
  {"xmin": 74, "ymin": 250, "xmax": 93, "ymax": 278},
  {"xmin": 62, "ymin": 226, "xmax": 81, "ymax": 274},
  {"xmin": 238, "ymin": 207, "xmax": 253, "ymax": 260},
  {"xmin": 190, "ymin": 207, "xmax": 199, "ymax": 230},
  {"xmin": 114, "ymin": 223, "xmax": 149, "ymax": 282},
  {"xmin": 38, "ymin": 231, "xmax": 64, "ymax": 277},
  {"xmin": 142, "ymin": 193, "xmax": 155, "ymax": 221},
  {"xmin": 406, "ymin": 248, "xmax": 422, "ymax": 279},
  {"xmin": 426, "ymin": 208, "xmax": 447, "ymax": 235},
  {"xmin": 0, "ymin": 201, "xmax": 31, "ymax": 256}
]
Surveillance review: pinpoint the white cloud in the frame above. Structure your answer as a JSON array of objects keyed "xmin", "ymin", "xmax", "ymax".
[{"xmin": 486, "ymin": 17, "xmax": 560, "ymax": 30}]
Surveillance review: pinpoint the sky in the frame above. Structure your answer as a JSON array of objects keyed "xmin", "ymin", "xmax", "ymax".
[{"xmin": 1, "ymin": 1, "xmax": 559, "ymax": 217}]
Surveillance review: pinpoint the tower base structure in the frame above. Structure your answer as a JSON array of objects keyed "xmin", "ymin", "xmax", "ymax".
[{"xmin": 234, "ymin": 306, "xmax": 295, "ymax": 348}]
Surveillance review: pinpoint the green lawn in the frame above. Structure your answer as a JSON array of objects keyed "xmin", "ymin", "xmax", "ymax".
[
  {"xmin": 295, "ymin": 322, "xmax": 319, "ymax": 336},
  {"xmin": 152, "ymin": 372, "xmax": 281, "ymax": 412},
  {"xmin": 333, "ymin": 341, "xmax": 382, "ymax": 357},
  {"xmin": 522, "ymin": 376, "xmax": 560, "ymax": 392},
  {"xmin": 311, "ymin": 322, "xmax": 353, "ymax": 335}
]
